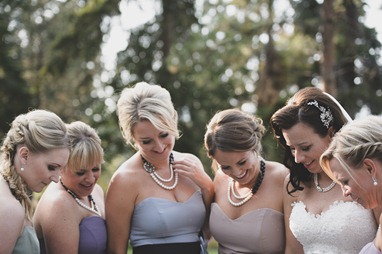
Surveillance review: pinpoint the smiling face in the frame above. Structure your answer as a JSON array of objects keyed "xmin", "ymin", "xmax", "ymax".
[
  {"xmin": 282, "ymin": 122, "xmax": 331, "ymax": 173},
  {"xmin": 21, "ymin": 147, "xmax": 70, "ymax": 192},
  {"xmin": 213, "ymin": 149, "xmax": 259, "ymax": 186},
  {"xmin": 61, "ymin": 163, "xmax": 101, "ymax": 197},
  {"xmin": 330, "ymin": 158, "xmax": 379, "ymax": 209},
  {"xmin": 133, "ymin": 120, "xmax": 175, "ymax": 163}
]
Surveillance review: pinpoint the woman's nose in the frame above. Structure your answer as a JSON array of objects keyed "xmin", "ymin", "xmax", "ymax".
[
  {"xmin": 342, "ymin": 186, "xmax": 351, "ymax": 197},
  {"xmin": 294, "ymin": 150, "xmax": 304, "ymax": 164},
  {"xmin": 50, "ymin": 172, "xmax": 60, "ymax": 183}
]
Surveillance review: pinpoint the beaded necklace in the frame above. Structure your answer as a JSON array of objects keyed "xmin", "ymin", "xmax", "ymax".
[
  {"xmin": 313, "ymin": 173, "xmax": 336, "ymax": 193},
  {"xmin": 60, "ymin": 178, "xmax": 101, "ymax": 216},
  {"xmin": 227, "ymin": 160, "xmax": 266, "ymax": 207},
  {"xmin": 141, "ymin": 153, "xmax": 178, "ymax": 190}
]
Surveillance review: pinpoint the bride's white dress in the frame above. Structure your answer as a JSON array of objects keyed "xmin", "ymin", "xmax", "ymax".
[{"xmin": 290, "ymin": 201, "xmax": 377, "ymax": 254}]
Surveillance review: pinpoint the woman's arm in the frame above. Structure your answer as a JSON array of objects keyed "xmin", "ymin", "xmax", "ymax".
[
  {"xmin": 39, "ymin": 195, "xmax": 82, "ymax": 254},
  {"xmin": 283, "ymin": 175, "xmax": 304, "ymax": 254},
  {"xmin": 0, "ymin": 198, "xmax": 24, "ymax": 253},
  {"xmin": 106, "ymin": 171, "xmax": 137, "ymax": 254}
]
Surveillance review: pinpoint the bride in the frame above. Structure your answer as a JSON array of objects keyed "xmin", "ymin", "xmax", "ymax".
[{"xmin": 270, "ymin": 87, "xmax": 379, "ymax": 254}]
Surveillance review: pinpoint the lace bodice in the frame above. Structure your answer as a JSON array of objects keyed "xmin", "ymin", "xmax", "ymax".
[{"xmin": 290, "ymin": 201, "xmax": 377, "ymax": 254}]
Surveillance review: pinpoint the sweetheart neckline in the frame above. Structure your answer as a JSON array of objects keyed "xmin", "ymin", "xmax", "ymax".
[
  {"xmin": 292, "ymin": 200, "xmax": 365, "ymax": 218},
  {"xmin": 137, "ymin": 190, "xmax": 201, "ymax": 206},
  {"xmin": 212, "ymin": 202, "xmax": 283, "ymax": 221}
]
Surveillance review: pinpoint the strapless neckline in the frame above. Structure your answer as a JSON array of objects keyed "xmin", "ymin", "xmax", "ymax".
[{"xmin": 211, "ymin": 202, "xmax": 282, "ymax": 221}]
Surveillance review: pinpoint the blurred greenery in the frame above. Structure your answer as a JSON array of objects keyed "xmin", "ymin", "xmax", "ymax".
[{"xmin": 1, "ymin": 0, "xmax": 381, "ymax": 192}]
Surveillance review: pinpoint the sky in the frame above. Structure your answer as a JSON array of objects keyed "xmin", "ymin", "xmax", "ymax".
[{"xmin": 101, "ymin": 0, "xmax": 382, "ymax": 71}]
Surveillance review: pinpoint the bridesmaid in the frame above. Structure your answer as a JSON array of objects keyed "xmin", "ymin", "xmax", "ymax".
[
  {"xmin": 0, "ymin": 109, "xmax": 70, "ymax": 253},
  {"xmin": 204, "ymin": 108, "xmax": 288, "ymax": 253},
  {"xmin": 34, "ymin": 121, "xmax": 106, "ymax": 253}
]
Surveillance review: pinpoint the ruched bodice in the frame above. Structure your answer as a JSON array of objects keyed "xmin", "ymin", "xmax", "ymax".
[
  {"xmin": 130, "ymin": 191, "xmax": 205, "ymax": 247},
  {"xmin": 290, "ymin": 201, "xmax": 377, "ymax": 254},
  {"xmin": 209, "ymin": 203, "xmax": 285, "ymax": 254}
]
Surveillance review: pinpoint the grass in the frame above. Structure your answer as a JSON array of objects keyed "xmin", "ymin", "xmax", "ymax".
[{"xmin": 206, "ymin": 239, "xmax": 218, "ymax": 254}]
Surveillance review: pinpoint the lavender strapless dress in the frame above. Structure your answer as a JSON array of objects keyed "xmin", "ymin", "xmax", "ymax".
[{"xmin": 39, "ymin": 216, "xmax": 106, "ymax": 254}]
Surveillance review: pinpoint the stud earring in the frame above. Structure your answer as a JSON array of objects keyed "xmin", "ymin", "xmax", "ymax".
[
  {"xmin": 372, "ymin": 176, "xmax": 378, "ymax": 186},
  {"xmin": 20, "ymin": 167, "xmax": 25, "ymax": 172}
]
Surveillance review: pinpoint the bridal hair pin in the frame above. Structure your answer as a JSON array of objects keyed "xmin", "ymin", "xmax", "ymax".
[{"xmin": 307, "ymin": 100, "xmax": 333, "ymax": 129}]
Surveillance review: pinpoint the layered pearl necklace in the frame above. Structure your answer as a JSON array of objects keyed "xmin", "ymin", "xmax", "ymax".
[
  {"xmin": 227, "ymin": 160, "xmax": 266, "ymax": 207},
  {"xmin": 313, "ymin": 173, "xmax": 336, "ymax": 193},
  {"xmin": 141, "ymin": 153, "xmax": 178, "ymax": 190},
  {"xmin": 60, "ymin": 178, "xmax": 101, "ymax": 216}
]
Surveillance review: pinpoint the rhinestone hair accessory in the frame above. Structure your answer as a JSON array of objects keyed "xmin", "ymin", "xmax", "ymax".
[{"xmin": 307, "ymin": 100, "xmax": 333, "ymax": 129}]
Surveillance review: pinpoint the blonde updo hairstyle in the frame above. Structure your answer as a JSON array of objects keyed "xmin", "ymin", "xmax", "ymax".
[
  {"xmin": 321, "ymin": 115, "xmax": 382, "ymax": 181},
  {"xmin": 204, "ymin": 108, "xmax": 266, "ymax": 172},
  {"xmin": 64, "ymin": 121, "xmax": 104, "ymax": 173},
  {"xmin": 0, "ymin": 109, "xmax": 69, "ymax": 220},
  {"xmin": 117, "ymin": 82, "xmax": 180, "ymax": 148}
]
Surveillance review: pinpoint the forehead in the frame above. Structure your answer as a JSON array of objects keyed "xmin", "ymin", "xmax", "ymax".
[
  {"xmin": 133, "ymin": 120, "xmax": 161, "ymax": 137},
  {"xmin": 35, "ymin": 148, "xmax": 70, "ymax": 164},
  {"xmin": 213, "ymin": 150, "xmax": 251, "ymax": 165},
  {"xmin": 329, "ymin": 158, "xmax": 348, "ymax": 180},
  {"xmin": 282, "ymin": 122, "xmax": 318, "ymax": 146}
]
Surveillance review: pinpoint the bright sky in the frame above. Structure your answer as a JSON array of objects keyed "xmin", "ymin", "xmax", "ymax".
[{"xmin": 101, "ymin": 0, "xmax": 382, "ymax": 71}]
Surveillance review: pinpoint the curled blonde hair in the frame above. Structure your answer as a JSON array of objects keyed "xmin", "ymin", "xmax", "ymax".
[
  {"xmin": 1, "ymin": 109, "xmax": 69, "ymax": 220},
  {"xmin": 117, "ymin": 82, "xmax": 179, "ymax": 147}
]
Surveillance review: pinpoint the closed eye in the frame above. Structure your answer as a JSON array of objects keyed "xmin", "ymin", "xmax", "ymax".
[
  {"xmin": 219, "ymin": 165, "xmax": 230, "ymax": 171},
  {"xmin": 160, "ymin": 133, "xmax": 169, "ymax": 138},
  {"xmin": 238, "ymin": 160, "xmax": 246, "ymax": 166},
  {"xmin": 142, "ymin": 139, "xmax": 151, "ymax": 145},
  {"xmin": 48, "ymin": 165, "xmax": 59, "ymax": 171}
]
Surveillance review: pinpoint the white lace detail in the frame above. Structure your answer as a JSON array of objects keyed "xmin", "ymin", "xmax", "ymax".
[{"xmin": 290, "ymin": 201, "xmax": 377, "ymax": 254}]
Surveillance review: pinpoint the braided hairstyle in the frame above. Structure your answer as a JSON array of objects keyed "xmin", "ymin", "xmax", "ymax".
[
  {"xmin": 1, "ymin": 109, "xmax": 69, "ymax": 220},
  {"xmin": 321, "ymin": 115, "xmax": 382, "ymax": 179}
]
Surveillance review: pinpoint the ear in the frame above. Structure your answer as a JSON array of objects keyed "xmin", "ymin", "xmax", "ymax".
[
  {"xmin": 328, "ymin": 127, "xmax": 335, "ymax": 138},
  {"xmin": 364, "ymin": 158, "xmax": 377, "ymax": 175},
  {"xmin": 18, "ymin": 146, "xmax": 29, "ymax": 164}
]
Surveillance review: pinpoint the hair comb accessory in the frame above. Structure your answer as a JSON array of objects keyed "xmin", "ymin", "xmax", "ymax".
[{"xmin": 307, "ymin": 100, "xmax": 333, "ymax": 128}]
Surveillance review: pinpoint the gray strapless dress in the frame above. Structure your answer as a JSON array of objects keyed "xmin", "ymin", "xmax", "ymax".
[
  {"xmin": 130, "ymin": 190, "xmax": 205, "ymax": 247},
  {"xmin": 13, "ymin": 225, "xmax": 39, "ymax": 254},
  {"xmin": 360, "ymin": 242, "xmax": 382, "ymax": 254},
  {"xmin": 209, "ymin": 203, "xmax": 285, "ymax": 254}
]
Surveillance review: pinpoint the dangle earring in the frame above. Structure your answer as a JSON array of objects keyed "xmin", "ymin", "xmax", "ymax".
[{"xmin": 372, "ymin": 176, "xmax": 378, "ymax": 186}]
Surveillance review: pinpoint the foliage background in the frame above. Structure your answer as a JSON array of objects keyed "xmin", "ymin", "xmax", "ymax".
[{"xmin": 1, "ymin": 0, "xmax": 382, "ymax": 190}]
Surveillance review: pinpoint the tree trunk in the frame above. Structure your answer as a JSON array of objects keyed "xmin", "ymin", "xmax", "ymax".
[{"xmin": 320, "ymin": 0, "xmax": 337, "ymax": 96}]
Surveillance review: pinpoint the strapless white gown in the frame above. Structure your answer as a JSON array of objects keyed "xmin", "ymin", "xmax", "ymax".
[{"xmin": 290, "ymin": 201, "xmax": 377, "ymax": 254}]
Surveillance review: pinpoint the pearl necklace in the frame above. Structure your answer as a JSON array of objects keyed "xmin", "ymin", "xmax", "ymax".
[
  {"xmin": 60, "ymin": 179, "xmax": 101, "ymax": 216},
  {"xmin": 227, "ymin": 160, "xmax": 266, "ymax": 207},
  {"xmin": 313, "ymin": 173, "xmax": 336, "ymax": 193},
  {"xmin": 141, "ymin": 153, "xmax": 178, "ymax": 190}
]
